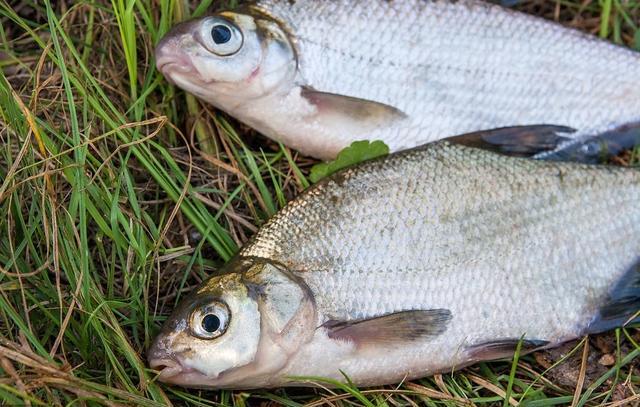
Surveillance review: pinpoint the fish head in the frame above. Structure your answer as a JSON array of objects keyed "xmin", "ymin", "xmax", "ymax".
[
  {"xmin": 155, "ymin": 11, "xmax": 297, "ymax": 108},
  {"xmin": 148, "ymin": 258, "xmax": 316, "ymax": 389}
]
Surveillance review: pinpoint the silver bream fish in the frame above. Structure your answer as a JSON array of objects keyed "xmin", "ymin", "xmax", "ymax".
[
  {"xmin": 148, "ymin": 127, "xmax": 640, "ymax": 388},
  {"xmin": 155, "ymin": 0, "xmax": 640, "ymax": 160}
]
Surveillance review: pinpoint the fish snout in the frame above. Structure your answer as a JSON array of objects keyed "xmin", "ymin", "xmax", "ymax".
[
  {"xmin": 148, "ymin": 335, "xmax": 185, "ymax": 380},
  {"xmin": 155, "ymin": 33, "xmax": 196, "ymax": 79},
  {"xmin": 149, "ymin": 356, "xmax": 184, "ymax": 380},
  {"xmin": 148, "ymin": 341, "xmax": 212, "ymax": 386}
]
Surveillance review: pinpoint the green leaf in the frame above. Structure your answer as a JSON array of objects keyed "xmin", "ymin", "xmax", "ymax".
[{"xmin": 309, "ymin": 140, "xmax": 389, "ymax": 183}]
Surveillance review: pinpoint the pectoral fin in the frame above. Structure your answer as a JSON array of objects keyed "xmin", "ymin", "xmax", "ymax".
[
  {"xmin": 301, "ymin": 87, "xmax": 407, "ymax": 136},
  {"xmin": 323, "ymin": 309, "xmax": 452, "ymax": 348},
  {"xmin": 447, "ymin": 125, "xmax": 575, "ymax": 157}
]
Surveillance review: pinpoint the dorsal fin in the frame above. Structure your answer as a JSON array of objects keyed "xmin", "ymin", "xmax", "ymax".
[{"xmin": 446, "ymin": 125, "xmax": 575, "ymax": 158}]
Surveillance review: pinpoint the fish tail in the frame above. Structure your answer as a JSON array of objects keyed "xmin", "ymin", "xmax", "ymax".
[
  {"xmin": 536, "ymin": 122, "xmax": 640, "ymax": 164},
  {"xmin": 586, "ymin": 259, "xmax": 640, "ymax": 334}
]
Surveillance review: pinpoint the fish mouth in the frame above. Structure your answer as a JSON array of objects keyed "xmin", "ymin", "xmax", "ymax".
[
  {"xmin": 147, "ymin": 335, "xmax": 194, "ymax": 382},
  {"xmin": 148, "ymin": 338, "xmax": 216, "ymax": 386},
  {"xmin": 155, "ymin": 58, "xmax": 197, "ymax": 87},
  {"xmin": 149, "ymin": 357, "xmax": 221, "ymax": 387},
  {"xmin": 156, "ymin": 57, "xmax": 195, "ymax": 77},
  {"xmin": 149, "ymin": 358, "xmax": 186, "ymax": 380}
]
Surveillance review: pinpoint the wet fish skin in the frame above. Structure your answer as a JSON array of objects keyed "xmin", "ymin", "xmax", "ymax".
[
  {"xmin": 148, "ymin": 132, "xmax": 640, "ymax": 388},
  {"xmin": 155, "ymin": 0, "xmax": 640, "ymax": 159}
]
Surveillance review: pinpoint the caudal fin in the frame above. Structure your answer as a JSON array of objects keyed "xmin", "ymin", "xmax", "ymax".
[{"xmin": 586, "ymin": 259, "xmax": 640, "ymax": 334}]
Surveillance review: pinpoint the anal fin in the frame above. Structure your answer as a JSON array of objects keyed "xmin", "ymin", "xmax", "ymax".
[
  {"xmin": 323, "ymin": 309, "xmax": 452, "ymax": 348},
  {"xmin": 465, "ymin": 338, "xmax": 550, "ymax": 361}
]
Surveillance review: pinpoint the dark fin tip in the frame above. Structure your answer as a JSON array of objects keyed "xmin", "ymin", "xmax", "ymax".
[
  {"xmin": 587, "ymin": 259, "xmax": 640, "ymax": 334},
  {"xmin": 447, "ymin": 125, "xmax": 575, "ymax": 158}
]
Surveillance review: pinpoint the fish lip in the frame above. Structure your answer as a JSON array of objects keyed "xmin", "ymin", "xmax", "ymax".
[
  {"xmin": 156, "ymin": 57, "xmax": 195, "ymax": 76},
  {"xmin": 149, "ymin": 356, "xmax": 209, "ymax": 381},
  {"xmin": 149, "ymin": 357, "xmax": 185, "ymax": 379},
  {"xmin": 148, "ymin": 335, "xmax": 195, "ymax": 381},
  {"xmin": 149, "ymin": 357, "xmax": 222, "ymax": 387},
  {"xmin": 148, "ymin": 340, "xmax": 214, "ymax": 384}
]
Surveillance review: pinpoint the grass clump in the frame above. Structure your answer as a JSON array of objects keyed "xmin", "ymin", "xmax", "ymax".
[{"xmin": 1, "ymin": 0, "xmax": 640, "ymax": 405}]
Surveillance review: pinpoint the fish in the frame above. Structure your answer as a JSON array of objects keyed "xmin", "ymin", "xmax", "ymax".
[
  {"xmin": 154, "ymin": 0, "xmax": 640, "ymax": 160},
  {"xmin": 148, "ymin": 126, "xmax": 640, "ymax": 389}
]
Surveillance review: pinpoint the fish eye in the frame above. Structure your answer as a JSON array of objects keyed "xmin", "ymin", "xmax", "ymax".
[
  {"xmin": 200, "ymin": 18, "xmax": 243, "ymax": 56},
  {"xmin": 211, "ymin": 25, "xmax": 231, "ymax": 44},
  {"xmin": 190, "ymin": 301, "xmax": 230, "ymax": 339}
]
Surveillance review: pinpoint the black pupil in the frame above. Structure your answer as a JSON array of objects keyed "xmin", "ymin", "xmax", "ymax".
[
  {"xmin": 202, "ymin": 314, "xmax": 221, "ymax": 333},
  {"xmin": 211, "ymin": 25, "xmax": 232, "ymax": 44}
]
